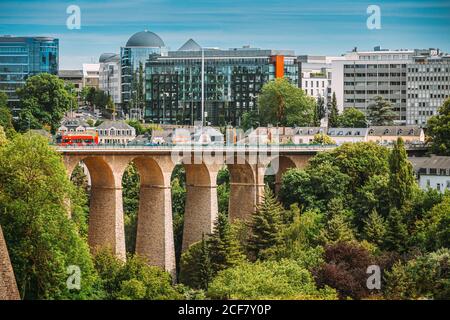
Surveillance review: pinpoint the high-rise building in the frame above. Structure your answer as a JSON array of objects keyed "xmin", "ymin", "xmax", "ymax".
[
  {"xmin": 0, "ymin": 35, "xmax": 59, "ymax": 104},
  {"xmin": 406, "ymin": 50, "xmax": 450, "ymax": 125},
  {"xmin": 120, "ymin": 30, "xmax": 168, "ymax": 119},
  {"xmin": 145, "ymin": 40, "xmax": 298, "ymax": 125},
  {"xmin": 331, "ymin": 47, "xmax": 414, "ymax": 124},
  {"xmin": 99, "ymin": 53, "xmax": 121, "ymax": 107}
]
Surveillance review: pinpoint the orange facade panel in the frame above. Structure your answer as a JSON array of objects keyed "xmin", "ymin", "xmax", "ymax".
[{"xmin": 271, "ymin": 55, "xmax": 284, "ymax": 78}]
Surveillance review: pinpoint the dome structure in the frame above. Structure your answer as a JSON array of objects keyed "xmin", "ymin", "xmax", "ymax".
[
  {"xmin": 125, "ymin": 30, "xmax": 165, "ymax": 47},
  {"xmin": 99, "ymin": 53, "xmax": 120, "ymax": 63},
  {"xmin": 178, "ymin": 38, "xmax": 202, "ymax": 51}
]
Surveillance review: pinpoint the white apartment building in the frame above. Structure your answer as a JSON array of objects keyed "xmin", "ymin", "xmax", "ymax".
[
  {"xmin": 82, "ymin": 63, "xmax": 100, "ymax": 89},
  {"xmin": 331, "ymin": 47, "xmax": 414, "ymax": 123},
  {"xmin": 406, "ymin": 51, "xmax": 450, "ymax": 126},
  {"xmin": 298, "ymin": 55, "xmax": 334, "ymax": 105},
  {"xmin": 330, "ymin": 47, "xmax": 449, "ymax": 126},
  {"xmin": 99, "ymin": 53, "xmax": 122, "ymax": 106}
]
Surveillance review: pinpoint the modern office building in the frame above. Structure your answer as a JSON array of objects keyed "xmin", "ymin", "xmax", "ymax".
[
  {"xmin": 144, "ymin": 40, "xmax": 298, "ymax": 125},
  {"xmin": 99, "ymin": 53, "xmax": 121, "ymax": 107},
  {"xmin": 406, "ymin": 50, "xmax": 450, "ymax": 126},
  {"xmin": 0, "ymin": 35, "xmax": 59, "ymax": 104},
  {"xmin": 121, "ymin": 30, "xmax": 168, "ymax": 119},
  {"xmin": 331, "ymin": 47, "xmax": 414, "ymax": 124}
]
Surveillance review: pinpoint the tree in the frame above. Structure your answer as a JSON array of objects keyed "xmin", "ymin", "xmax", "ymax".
[
  {"xmin": 312, "ymin": 133, "xmax": 335, "ymax": 145},
  {"xmin": 388, "ymin": 138, "xmax": 415, "ymax": 209},
  {"xmin": 427, "ymin": 98, "xmax": 450, "ymax": 155},
  {"xmin": 247, "ymin": 188, "xmax": 284, "ymax": 260},
  {"xmin": 0, "ymin": 92, "xmax": 13, "ymax": 131},
  {"xmin": 367, "ymin": 95, "xmax": 397, "ymax": 125},
  {"xmin": 384, "ymin": 207, "xmax": 409, "ymax": 252},
  {"xmin": 258, "ymin": 78, "xmax": 315, "ymax": 126},
  {"xmin": 314, "ymin": 242, "xmax": 375, "ymax": 299},
  {"xmin": 122, "ymin": 164, "xmax": 140, "ymax": 253},
  {"xmin": 241, "ymin": 110, "xmax": 259, "ymax": 131},
  {"xmin": 207, "ymin": 213, "xmax": 245, "ymax": 273},
  {"xmin": 362, "ymin": 209, "xmax": 387, "ymax": 247},
  {"xmin": 314, "ymin": 96, "xmax": 326, "ymax": 126},
  {"xmin": 93, "ymin": 249, "xmax": 182, "ymax": 300},
  {"xmin": 338, "ymin": 107, "xmax": 367, "ymax": 128},
  {"xmin": 208, "ymin": 259, "xmax": 337, "ymax": 300},
  {"xmin": 415, "ymin": 195, "xmax": 450, "ymax": 251},
  {"xmin": 328, "ymin": 92, "xmax": 339, "ymax": 127},
  {"xmin": 16, "ymin": 73, "xmax": 76, "ymax": 133},
  {"xmin": 0, "ymin": 133, "xmax": 100, "ymax": 299}
]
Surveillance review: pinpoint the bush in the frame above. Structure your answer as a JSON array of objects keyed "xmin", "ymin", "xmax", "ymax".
[{"xmin": 208, "ymin": 259, "xmax": 337, "ymax": 300}]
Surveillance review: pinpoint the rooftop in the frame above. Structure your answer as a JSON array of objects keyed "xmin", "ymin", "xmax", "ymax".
[
  {"xmin": 409, "ymin": 156, "xmax": 450, "ymax": 171},
  {"xmin": 125, "ymin": 30, "xmax": 165, "ymax": 48}
]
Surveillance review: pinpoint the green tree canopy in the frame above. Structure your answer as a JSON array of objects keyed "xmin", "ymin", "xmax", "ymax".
[
  {"xmin": 0, "ymin": 133, "xmax": 99, "ymax": 299},
  {"xmin": 367, "ymin": 95, "xmax": 397, "ymax": 126},
  {"xmin": 247, "ymin": 188, "xmax": 284, "ymax": 260},
  {"xmin": 258, "ymin": 78, "xmax": 315, "ymax": 127},
  {"xmin": 327, "ymin": 92, "xmax": 339, "ymax": 127},
  {"xmin": 427, "ymin": 98, "xmax": 450, "ymax": 155},
  {"xmin": 207, "ymin": 259, "xmax": 337, "ymax": 300},
  {"xmin": 338, "ymin": 107, "xmax": 367, "ymax": 128},
  {"xmin": 16, "ymin": 73, "xmax": 76, "ymax": 133}
]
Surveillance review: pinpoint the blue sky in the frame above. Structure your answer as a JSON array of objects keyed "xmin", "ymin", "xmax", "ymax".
[{"xmin": 1, "ymin": 0, "xmax": 449, "ymax": 69}]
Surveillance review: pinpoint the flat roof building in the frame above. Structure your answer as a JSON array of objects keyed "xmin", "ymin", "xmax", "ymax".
[
  {"xmin": 145, "ymin": 43, "xmax": 298, "ymax": 126},
  {"xmin": 0, "ymin": 35, "xmax": 59, "ymax": 104}
]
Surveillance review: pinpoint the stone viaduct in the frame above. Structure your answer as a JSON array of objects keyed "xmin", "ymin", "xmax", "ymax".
[
  {"xmin": 58, "ymin": 144, "xmax": 427, "ymax": 277},
  {"xmin": 59, "ymin": 145, "xmax": 322, "ymax": 277}
]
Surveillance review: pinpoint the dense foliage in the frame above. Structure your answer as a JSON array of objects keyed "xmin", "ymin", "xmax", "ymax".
[{"xmin": 427, "ymin": 98, "xmax": 450, "ymax": 155}]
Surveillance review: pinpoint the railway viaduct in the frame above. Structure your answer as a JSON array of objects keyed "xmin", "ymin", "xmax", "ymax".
[
  {"xmin": 59, "ymin": 145, "xmax": 324, "ymax": 277},
  {"xmin": 57, "ymin": 144, "xmax": 427, "ymax": 277}
]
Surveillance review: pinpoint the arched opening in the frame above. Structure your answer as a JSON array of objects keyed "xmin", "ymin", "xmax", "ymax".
[
  {"xmin": 121, "ymin": 162, "xmax": 140, "ymax": 254},
  {"xmin": 181, "ymin": 161, "xmax": 219, "ymax": 252},
  {"xmin": 74, "ymin": 156, "xmax": 125, "ymax": 259},
  {"xmin": 227, "ymin": 162, "xmax": 256, "ymax": 221},
  {"xmin": 171, "ymin": 164, "xmax": 186, "ymax": 275},
  {"xmin": 265, "ymin": 155, "xmax": 297, "ymax": 195}
]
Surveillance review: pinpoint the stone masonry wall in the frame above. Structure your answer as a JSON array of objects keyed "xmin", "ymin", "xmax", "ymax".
[{"xmin": 0, "ymin": 225, "xmax": 20, "ymax": 300}]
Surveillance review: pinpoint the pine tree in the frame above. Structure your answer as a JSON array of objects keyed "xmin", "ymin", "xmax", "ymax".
[
  {"xmin": 363, "ymin": 209, "xmax": 387, "ymax": 246},
  {"xmin": 320, "ymin": 211, "xmax": 355, "ymax": 244},
  {"xmin": 207, "ymin": 213, "xmax": 245, "ymax": 273},
  {"xmin": 328, "ymin": 92, "xmax": 340, "ymax": 127},
  {"xmin": 384, "ymin": 207, "xmax": 409, "ymax": 252},
  {"xmin": 314, "ymin": 96, "xmax": 326, "ymax": 126},
  {"xmin": 198, "ymin": 234, "xmax": 213, "ymax": 290},
  {"xmin": 247, "ymin": 187, "xmax": 284, "ymax": 260},
  {"xmin": 388, "ymin": 138, "xmax": 415, "ymax": 209},
  {"xmin": 367, "ymin": 95, "xmax": 397, "ymax": 125}
]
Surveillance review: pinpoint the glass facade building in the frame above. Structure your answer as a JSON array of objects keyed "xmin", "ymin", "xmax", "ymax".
[
  {"xmin": 0, "ymin": 36, "xmax": 59, "ymax": 103},
  {"xmin": 145, "ymin": 47, "xmax": 298, "ymax": 125},
  {"xmin": 120, "ymin": 31, "xmax": 168, "ymax": 118}
]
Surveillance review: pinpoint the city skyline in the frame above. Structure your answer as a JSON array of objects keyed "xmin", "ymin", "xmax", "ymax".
[{"xmin": 1, "ymin": 0, "xmax": 449, "ymax": 69}]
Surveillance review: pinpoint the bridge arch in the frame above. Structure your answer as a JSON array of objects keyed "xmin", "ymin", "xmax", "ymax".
[{"xmin": 76, "ymin": 156, "xmax": 127, "ymax": 261}]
